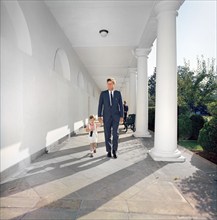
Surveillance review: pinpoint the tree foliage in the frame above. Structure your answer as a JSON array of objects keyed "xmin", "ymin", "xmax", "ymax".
[
  {"xmin": 148, "ymin": 57, "xmax": 216, "ymax": 114},
  {"xmin": 207, "ymin": 101, "xmax": 217, "ymax": 116},
  {"xmin": 148, "ymin": 67, "xmax": 156, "ymax": 107},
  {"xmin": 177, "ymin": 57, "xmax": 217, "ymax": 113},
  {"xmin": 148, "ymin": 67, "xmax": 156, "ymax": 97}
]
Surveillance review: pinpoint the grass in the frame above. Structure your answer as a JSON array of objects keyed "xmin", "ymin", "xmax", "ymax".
[{"xmin": 178, "ymin": 140, "xmax": 203, "ymax": 151}]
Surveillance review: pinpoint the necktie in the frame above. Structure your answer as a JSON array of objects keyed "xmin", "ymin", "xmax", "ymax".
[{"xmin": 110, "ymin": 91, "xmax": 113, "ymax": 106}]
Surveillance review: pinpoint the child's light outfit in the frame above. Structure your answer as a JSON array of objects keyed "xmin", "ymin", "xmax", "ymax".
[{"xmin": 88, "ymin": 123, "xmax": 98, "ymax": 143}]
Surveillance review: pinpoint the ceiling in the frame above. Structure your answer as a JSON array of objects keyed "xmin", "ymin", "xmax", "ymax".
[{"xmin": 45, "ymin": 0, "xmax": 159, "ymax": 91}]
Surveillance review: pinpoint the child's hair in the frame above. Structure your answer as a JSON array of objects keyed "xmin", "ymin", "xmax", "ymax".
[{"xmin": 89, "ymin": 115, "xmax": 95, "ymax": 120}]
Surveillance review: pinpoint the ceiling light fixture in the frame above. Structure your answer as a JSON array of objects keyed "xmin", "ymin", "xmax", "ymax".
[{"xmin": 99, "ymin": 29, "xmax": 109, "ymax": 37}]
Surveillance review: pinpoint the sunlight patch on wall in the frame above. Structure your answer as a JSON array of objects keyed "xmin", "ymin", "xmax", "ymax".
[
  {"xmin": 46, "ymin": 126, "xmax": 70, "ymax": 147},
  {"xmin": 0, "ymin": 142, "xmax": 29, "ymax": 172},
  {"xmin": 74, "ymin": 120, "xmax": 84, "ymax": 131}
]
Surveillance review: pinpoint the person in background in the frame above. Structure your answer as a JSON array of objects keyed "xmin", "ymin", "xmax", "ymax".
[{"xmin": 123, "ymin": 101, "xmax": 129, "ymax": 122}]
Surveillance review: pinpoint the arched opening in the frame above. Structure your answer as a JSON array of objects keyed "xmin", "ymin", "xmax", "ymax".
[
  {"xmin": 87, "ymin": 82, "xmax": 93, "ymax": 96},
  {"xmin": 2, "ymin": 0, "xmax": 32, "ymax": 55},
  {"xmin": 53, "ymin": 48, "xmax": 71, "ymax": 81},
  {"xmin": 77, "ymin": 71, "xmax": 85, "ymax": 89}
]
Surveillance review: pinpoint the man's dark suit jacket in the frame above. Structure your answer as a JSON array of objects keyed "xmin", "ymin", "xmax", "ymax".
[{"xmin": 98, "ymin": 90, "xmax": 124, "ymax": 122}]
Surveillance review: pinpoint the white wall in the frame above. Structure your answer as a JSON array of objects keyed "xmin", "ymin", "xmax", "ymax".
[{"xmin": 0, "ymin": 0, "xmax": 100, "ymax": 173}]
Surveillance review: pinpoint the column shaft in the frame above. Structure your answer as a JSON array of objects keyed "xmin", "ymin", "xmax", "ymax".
[
  {"xmin": 133, "ymin": 48, "xmax": 151, "ymax": 138},
  {"xmin": 129, "ymin": 69, "xmax": 137, "ymax": 114},
  {"xmin": 149, "ymin": 4, "xmax": 185, "ymax": 161}
]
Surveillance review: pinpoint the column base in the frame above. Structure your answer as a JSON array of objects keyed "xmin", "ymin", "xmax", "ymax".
[
  {"xmin": 149, "ymin": 148, "xmax": 185, "ymax": 162},
  {"xmin": 133, "ymin": 131, "xmax": 151, "ymax": 138}
]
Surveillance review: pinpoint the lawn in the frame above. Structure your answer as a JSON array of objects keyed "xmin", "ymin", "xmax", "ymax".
[
  {"xmin": 178, "ymin": 140, "xmax": 217, "ymax": 164},
  {"xmin": 178, "ymin": 140, "xmax": 203, "ymax": 151}
]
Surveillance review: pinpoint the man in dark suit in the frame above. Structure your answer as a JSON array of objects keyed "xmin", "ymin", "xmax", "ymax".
[
  {"xmin": 123, "ymin": 101, "xmax": 129, "ymax": 122},
  {"xmin": 98, "ymin": 78, "xmax": 124, "ymax": 159}
]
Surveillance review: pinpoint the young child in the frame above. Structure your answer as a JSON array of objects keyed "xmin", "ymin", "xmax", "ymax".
[{"xmin": 86, "ymin": 115, "xmax": 101, "ymax": 157}]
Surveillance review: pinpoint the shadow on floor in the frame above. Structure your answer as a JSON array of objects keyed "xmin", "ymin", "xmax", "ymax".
[
  {"xmin": 11, "ymin": 154, "xmax": 168, "ymax": 220},
  {"xmin": 3, "ymin": 130, "xmax": 216, "ymax": 219},
  {"xmin": 0, "ymin": 135, "xmax": 136, "ymax": 198},
  {"xmin": 177, "ymin": 154, "xmax": 217, "ymax": 219},
  {"xmin": 35, "ymin": 135, "xmax": 135, "ymax": 162}
]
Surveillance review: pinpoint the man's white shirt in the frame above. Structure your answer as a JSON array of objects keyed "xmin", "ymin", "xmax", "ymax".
[{"xmin": 109, "ymin": 90, "xmax": 114, "ymax": 106}]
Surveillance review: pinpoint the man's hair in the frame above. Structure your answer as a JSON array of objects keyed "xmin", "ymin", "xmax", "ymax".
[
  {"xmin": 107, "ymin": 78, "xmax": 116, "ymax": 85},
  {"xmin": 89, "ymin": 115, "xmax": 95, "ymax": 120}
]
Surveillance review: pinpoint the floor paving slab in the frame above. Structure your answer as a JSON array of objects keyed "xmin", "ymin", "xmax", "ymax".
[{"xmin": 0, "ymin": 126, "xmax": 216, "ymax": 220}]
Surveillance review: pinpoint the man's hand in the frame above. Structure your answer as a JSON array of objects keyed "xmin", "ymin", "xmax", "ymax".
[
  {"xmin": 98, "ymin": 117, "xmax": 103, "ymax": 124},
  {"xmin": 120, "ymin": 117, "xmax": 124, "ymax": 124}
]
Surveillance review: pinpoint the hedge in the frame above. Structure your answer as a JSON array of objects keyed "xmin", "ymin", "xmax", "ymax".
[
  {"xmin": 178, "ymin": 114, "xmax": 192, "ymax": 140},
  {"xmin": 148, "ymin": 107, "xmax": 155, "ymax": 131},
  {"xmin": 189, "ymin": 114, "xmax": 205, "ymax": 140},
  {"xmin": 198, "ymin": 117, "xmax": 217, "ymax": 153}
]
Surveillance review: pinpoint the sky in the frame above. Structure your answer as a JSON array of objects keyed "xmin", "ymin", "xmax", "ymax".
[{"xmin": 148, "ymin": 0, "xmax": 217, "ymax": 76}]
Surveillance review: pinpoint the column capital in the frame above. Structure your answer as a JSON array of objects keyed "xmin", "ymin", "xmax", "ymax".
[
  {"xmin": 155, "ymin": 0, "xmax": 184, "ymax": 16},
  {"xmin": 134, "ymin": 48, "xmax": 151, "ymax": 58}
]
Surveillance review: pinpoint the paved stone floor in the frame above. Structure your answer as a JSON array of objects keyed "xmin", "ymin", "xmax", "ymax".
[{"xmin": 0, "ymin": 125, "xmax": 217, "ymax": 220}]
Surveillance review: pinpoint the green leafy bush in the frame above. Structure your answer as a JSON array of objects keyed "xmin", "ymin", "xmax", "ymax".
[
  {"xmin": 198, "ymin": 117, "xmax": 217, "ymax": 153},
  {"xmin": 207, "ymin": 101, "xmax": 217, "ymax": 116},
  {"xmin": 148, "ymin": 107, "xmax": 155, "ymax": 131},
  {"xmin": 178, "ymin": 114, "xmax": 192, "ymax": 140},
  {"xmin": 178, "ymin": 105, "xmax": 191, "ymax": 115},
  {"xmin": 190, "ymin": 114, "xmax": 205, "ymax": 140}
]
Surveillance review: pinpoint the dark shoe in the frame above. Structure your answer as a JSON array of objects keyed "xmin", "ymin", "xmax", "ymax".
[
  {"xmin": 89, "ymin": 153, "xmax": 93, "ymax": 158},
  {"xmin": 94, "ymin": 149, "xmax": 96, "ymax": 153},
  {"xmin": 112, "ymin": 150, "xmax": 117, "ymax": 159},
  {"xmin": 107, "ymin": 152, "xmax": 112, "ymax": 158}
]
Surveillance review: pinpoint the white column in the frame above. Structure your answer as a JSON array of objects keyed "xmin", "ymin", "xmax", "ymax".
[
  {"xmin": 133, "ymin": 48, "xmax": 151, "ymax": 138},
  {"xmin": 125, "ymin": 79, "xmax": 130, "ymax": 104},
  {"xmin": 149, "ymin": 1, "xmax": 185, "ymax": 161},
  {"xmin": 122, "ymin": 86, "xmax": 126, "ymax": 102},
  {"xmin": 128, "ymin": 68, "xmax": 137, "ymax": 114}
]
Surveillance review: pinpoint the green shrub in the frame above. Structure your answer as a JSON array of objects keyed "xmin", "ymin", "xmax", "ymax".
[
  {"xmin": 207, "ymin": 101, "xmax": 217, "ymax": 116},
  {"xmin": 198, "ymin": 117, "xmax": 217, "ymax": 153},
  {"xmin": 190, "ymin": 114, "xmax": 205, "ymax": 140},
  {"xmin": 148, "ymin": 107, "xmax": 155, "ymax": 131},
  {"xmin": 178, "ymin": 105, "xmax": 191, "ymax": 115},
  {"xmin": 178, "ymin": 114, "xmax": 192, "ymax": 140}
]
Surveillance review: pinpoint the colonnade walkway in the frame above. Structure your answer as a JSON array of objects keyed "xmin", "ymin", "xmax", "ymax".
[{"xmin": 1, "ymin": 126, "xmax": 216, "ymax": 220}]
